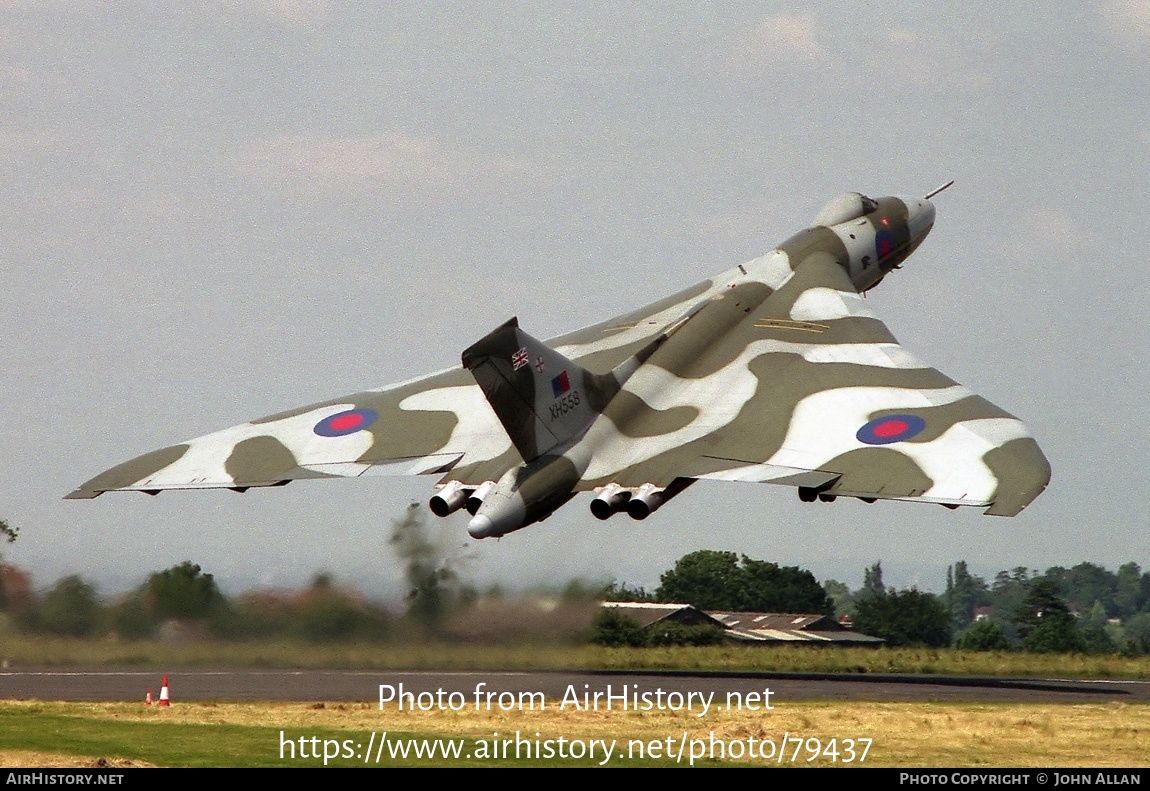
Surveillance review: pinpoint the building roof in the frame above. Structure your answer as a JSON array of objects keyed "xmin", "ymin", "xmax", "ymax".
[
  {"xmin": 600, "ymin": 603, "xmax": 883, "ymax": 644},
  {"xmin": 601, "ymin": 601, "xmax": 726, "ymax": 629},
  {"xmin": 706, "ymin": 611, "xmax": 883, "ymax": 644}
]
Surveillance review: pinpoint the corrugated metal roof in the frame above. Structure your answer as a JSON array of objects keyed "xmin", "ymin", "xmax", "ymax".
[
  {"xmin": 600, "ymin": 603, "xmax": 883, "ymax": 644},
  {"xmin": 707, "ymin": 611, "xmax": 882, "ymax": 644},
  {"xmin": 601, "ymin": 602, "xmax": 726, "ymax": 628},
  {"xmin": 709, "ymin": 612, "xmax": 840, "ymax": 631}
]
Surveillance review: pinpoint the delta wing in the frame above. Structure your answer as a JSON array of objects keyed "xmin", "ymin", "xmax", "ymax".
[
  {"xmin": 70, "ymin": 189, "xmax": 1051, "ymax": 535},
  {"xmin": 574, "ymin": 247, "xmax": 1049, "ymax": 516},
  {"xmin": 66, "ymin": 279, "xmax": 722, "ymax": 498}
]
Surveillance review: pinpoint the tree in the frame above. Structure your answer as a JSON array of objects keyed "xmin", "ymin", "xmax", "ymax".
[
  {"xmin": 1013, "ymin": 578, "xmax": 1070, "ymax": 635},
  {"xmin": 1078, "ymin": 622, "xmax": 1116, "ymax": 655},
  {"xmin": 646, "ymin": 621, "xmax": 726, "ymax": 647},
  {"xmin": 988, "ymin": 567, "xmax": 1033, "ymax": 630},
  {"xmin": 1023, "ymin": 617, "xmax": 1085, "ymax": 654},
  {"xmin": 602, "ymin": 582, "xmax": 655, "ymax": 602},
  {"xmin": 1044, "ymin": 563, "xmax": 1117, "ymax": 618},
  {"xmin": 143, "ymin": 561, "xmax": 225, "ymax": 620},
  {"xmin": 0, "ymin": 518, "xmax": 17, "ymax": 608},
  {"xmin": 590, "ymin": 610, "xmax": 647, "ymax": 647},
  {"xmin": 656, "ymin": 550, "xmax": 742, "ymax": 610},
  {"xmin": 655, "ymin": 550, "xmax": 832, "ymax": 614},
  {"xmin": 853, "ymin": 588, "xmax": 952, "ymax": 647},
  {"xmin": 954, "ymin": 620, "xmax": 1010, "ymax": 651},
  {"xmin": 589, "ymin": 610, "xmax": 724, "ymax": 647},
  {"xmin": 109, "ymin": 593, "xmax": 158, "ymax": 639},
  {"xmin": 1013, "ymin": 578, "xmax": 1083, "ymax": 654},
  {"xmin": 945, "ymin": 561, "xmax": 989, "ymax": 629},
  {"xmin": 296, "ymin": 581, "xmax": 388, "ymax": 643},
  {"xmin": 823, "ymin": 579, "xmax": 854, "ymax": 619},
  {"xmin": 1114, "ymin": 562, "xmax": 1147, "ymax": 618},
  {"xmin": 0, "ymin": 563, "xmax": 31, "ymax": 612},
  {"xmin": 859, "ymin": 561, "xmax": 887, "ymax": 602},
  {"xmin": 38, "ymin": 576, "xmax": 102, "ymax": 637},
  {"xmin": 1119, "ymin": 613, "xmax": 1150, "ymax": 655},
  {"xmin": 737, "ymin": 557, "xmax": 833, "ymax": 614}
]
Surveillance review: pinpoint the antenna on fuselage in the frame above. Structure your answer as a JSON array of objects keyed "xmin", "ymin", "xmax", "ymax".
[{"xmin": 924, "ymin": 180, "xmax": 954, "ymax": 200}]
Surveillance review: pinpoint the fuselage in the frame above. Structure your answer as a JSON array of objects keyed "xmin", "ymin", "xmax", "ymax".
[
  {"xmin": 797, "ymin": 193, "xmax": 934, "ymax": 292},
  {"xmin": 463, "ymin": 194, "xmax": 937, "ymax": 537}
]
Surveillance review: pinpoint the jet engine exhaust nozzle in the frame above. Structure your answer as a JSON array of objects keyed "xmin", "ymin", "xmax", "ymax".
[
  {"xmin": 465, "ymin": 481, "xmax": 496, "ymax": 516},
  {"xmin": 590, "ymin": 483, "xmax": 632, "ymax": 520},
  {"xmin": 429, "ymin": 480, "xmax": 468, "ymax": 517}
]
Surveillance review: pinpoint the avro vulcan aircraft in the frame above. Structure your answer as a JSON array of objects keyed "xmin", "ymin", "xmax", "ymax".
[{"xmin": 70, "ymin": 190, "xmax": 1051, "ymax": 539}]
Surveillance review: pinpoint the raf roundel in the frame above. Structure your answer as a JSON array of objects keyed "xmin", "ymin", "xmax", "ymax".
[
  {"xmin": 875, "ymin": 229, "xmax": 896, "ymax": 262},
  {"xmin": 314, "ymin": 408, "xmax": 379, "ymax": 438},
  {"xmin": 856, "ymin": 414, "xmax": 926, "ymax": 445}
]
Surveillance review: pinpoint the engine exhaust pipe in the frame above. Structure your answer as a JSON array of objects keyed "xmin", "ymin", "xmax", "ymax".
[
  {"xmin": 626, "ymin": 478, "xmax": 695, "ymax": 520},
  {"xmin": 429, "ymin": 480, "xmax": 468, "ymax": 517},
  {"xmin": 590, "ymin": 483, "xmax": 631, "ymax": 520},
  {"xmin": 465, "ymin": 480, "xmax": 496, "ymax": 515}
]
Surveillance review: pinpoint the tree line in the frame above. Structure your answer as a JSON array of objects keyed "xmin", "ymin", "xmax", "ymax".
[
  {"xmin": 1, "ymin": 561, "xmax": 399, "ymax": 642},
  {"xmin": 0, "ymin": 507, "xmax": 456, "ymax": 643},
  {"xmin": 606, "ymin": 550, "xmax": 1150, "ymax": 654},
  {"xmin": 4, "ymin": 503, "xmax": 1148, "ymax": 653}
]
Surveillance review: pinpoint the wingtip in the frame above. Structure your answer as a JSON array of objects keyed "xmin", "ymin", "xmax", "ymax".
[
  {"xmin": 64, "ymin": 488, "xmax": 102, "ymax": 500},
  {"xmin": 982, "ymin": 437, "xmax": 1051, "ymax": 517}
]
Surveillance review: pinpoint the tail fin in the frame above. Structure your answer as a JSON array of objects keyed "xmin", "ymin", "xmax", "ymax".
[{"xmin": 462, "ymin": 318, "xmax": 618, "ymax": 462}]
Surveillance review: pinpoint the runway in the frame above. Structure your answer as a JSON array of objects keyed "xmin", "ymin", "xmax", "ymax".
[{"xmin": 3, "ymin": 669, "xmax": 1147, "ymax": 704}]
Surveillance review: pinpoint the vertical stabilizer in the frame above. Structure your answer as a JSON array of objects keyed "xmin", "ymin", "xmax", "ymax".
[{"xmin": 462, "ymin": 318, "xmax": 617, "ymax": 462}]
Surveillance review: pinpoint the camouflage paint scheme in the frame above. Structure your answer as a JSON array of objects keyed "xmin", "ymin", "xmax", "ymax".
[{"xmin": 69, "ymin": 193, "xmax": 1050, "ymax": 539}]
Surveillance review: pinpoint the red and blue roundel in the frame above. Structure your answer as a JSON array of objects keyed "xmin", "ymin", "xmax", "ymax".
[
  {"xmin": 314, "ymin": 408, "xmax": 379, "ymax": 437},
  {"xmin": 875, "ymin": 229, "xmax": 896, "ymax": 262},
  {"xmin": 856, "ymin": 414, "xmax": 926, "ymax": 445}
]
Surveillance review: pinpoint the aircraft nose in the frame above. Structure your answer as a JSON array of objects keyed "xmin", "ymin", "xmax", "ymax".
[{"xmin": 900, "ymin": 196, "xmax": 935, "ymax": 249}]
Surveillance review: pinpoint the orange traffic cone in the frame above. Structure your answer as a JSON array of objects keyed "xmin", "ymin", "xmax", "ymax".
[
  {"xmin": 145, "ymin": 689, "xmax": 153, "ymax": 706},
  {"xmin": 159, "ymin": 675, "xmax": 171, "ymax": 707}
]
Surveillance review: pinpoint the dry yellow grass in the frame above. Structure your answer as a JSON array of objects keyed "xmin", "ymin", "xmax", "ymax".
[
  {"xmin": 0, "ymin": 751, "xmax": 153, "ymax": 768},
  {"xmin": 2, "ymin": 699, "xmax": 1147, "ymax": 767}
]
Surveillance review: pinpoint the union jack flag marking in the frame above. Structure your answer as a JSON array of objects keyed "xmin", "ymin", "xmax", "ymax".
[{"xmin": 511, "ymin": 347, "xmax": 529, "ymax": 370}]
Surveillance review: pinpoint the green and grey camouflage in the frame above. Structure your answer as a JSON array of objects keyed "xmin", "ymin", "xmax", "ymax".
[{"xmin": 69, "ymin": 191, "xmax": 1050, "ymax": 540}]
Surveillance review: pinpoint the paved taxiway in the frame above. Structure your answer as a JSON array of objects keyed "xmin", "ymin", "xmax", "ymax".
[{"xmin": 2, "ymin": 670, "xmax": 1146, "ymax": 704}]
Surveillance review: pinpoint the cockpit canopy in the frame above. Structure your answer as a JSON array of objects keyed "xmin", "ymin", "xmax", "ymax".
[{"xmin": 812, "ymin": 192, "xmax": 879, "ymax": 227}]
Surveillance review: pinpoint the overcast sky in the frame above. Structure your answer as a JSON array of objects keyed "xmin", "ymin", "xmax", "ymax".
[{"xmin": 2, "ymin": 2, "xmax": 1147, "ymax": 599}]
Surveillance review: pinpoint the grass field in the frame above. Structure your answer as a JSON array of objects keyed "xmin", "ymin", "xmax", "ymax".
[
  {"xmin": 2, "ymin": 699, "xmax": 1148, "ymax": 767},
  {"xmin": 4, "ymin": 639, "xmax": 1149, "ymax": 767},
  {"xmin": 4, "ymin": 636, "xmax": 1150, "ymax": 678}
]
